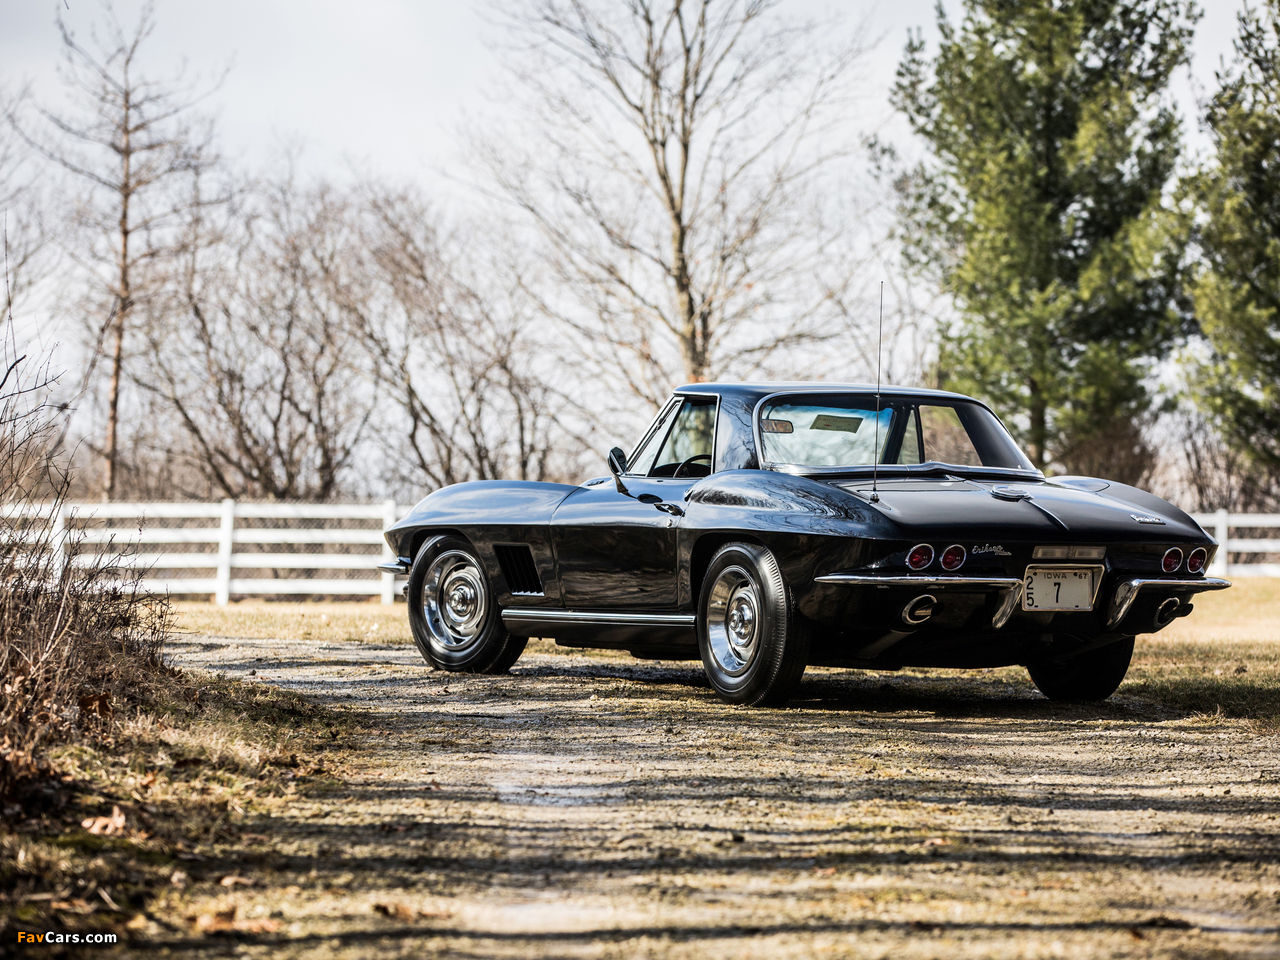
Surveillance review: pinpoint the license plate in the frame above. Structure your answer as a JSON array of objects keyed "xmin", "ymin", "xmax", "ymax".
[{"xmin": 1022, "ymin": 565, "xmax": 1100, "ymax": 612}]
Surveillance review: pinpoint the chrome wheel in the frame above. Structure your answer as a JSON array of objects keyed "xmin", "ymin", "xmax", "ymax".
[
  {"xmin": 421, "ymin": 549, "xmax": 490, "ymax": 656},
  {"xmin": 706, "ymin": 564, "xmax": 761, "ymax": 677}
]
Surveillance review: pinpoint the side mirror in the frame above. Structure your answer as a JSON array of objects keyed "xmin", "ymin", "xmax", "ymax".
[{"xmin": 607, "ymin": 446, "xmax": 628, "ymax": 493}]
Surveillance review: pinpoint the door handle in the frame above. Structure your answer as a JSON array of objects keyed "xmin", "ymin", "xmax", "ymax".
[{"xmin": 654, "ymin": 502, "xmax": 685, "ymax": 517}]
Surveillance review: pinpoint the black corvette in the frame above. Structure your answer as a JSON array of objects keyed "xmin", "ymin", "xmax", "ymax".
[{"xmin": 379, "ymin": 383, "xmax": 1229, "ymax": 706}]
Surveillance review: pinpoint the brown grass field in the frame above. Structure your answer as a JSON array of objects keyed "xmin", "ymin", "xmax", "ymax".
[{"xmin": 2, "ymin": 580, "xmax": 1277, "ymax": 958}]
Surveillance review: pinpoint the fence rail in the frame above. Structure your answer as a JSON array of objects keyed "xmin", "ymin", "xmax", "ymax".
[
  {"xmin": 1190, "ymin": 510, "xmax": 1280, "ymax": 578},
  {"xmin": 1, "ymin": 501, "xmax": 1275, "ymax": 604},
  {"xmin": 1, "ymin": 499, "xmax": 399, "ymax": 605}
]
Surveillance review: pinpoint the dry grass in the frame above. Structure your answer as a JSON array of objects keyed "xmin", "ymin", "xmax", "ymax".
[
  {"xmin": 0, "ymin": 673, "xmax": 352, "ymax": 947},
  {"xmin": 172, "ymin": 599, "xmax": 413, "ymax": 645},
  {"xmin": 1125, "ymin": 578, "xmax": 1280, "ymax": 725}
]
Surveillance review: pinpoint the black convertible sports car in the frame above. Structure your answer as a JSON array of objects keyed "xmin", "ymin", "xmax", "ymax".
[{"xmin": 379, "ymin": 383, "xmax": 1229, "ymax": 706}]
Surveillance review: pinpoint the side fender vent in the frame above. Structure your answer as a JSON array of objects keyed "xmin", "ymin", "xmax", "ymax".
[{"xmin": 493, "ymin": 544, "xmax": 544, "ymax": 596}]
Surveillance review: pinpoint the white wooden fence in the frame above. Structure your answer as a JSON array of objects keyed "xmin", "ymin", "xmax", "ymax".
[
  {"xmin": 0, "ymin": 501, "xmax": 1275, "ymax": 605},
  {"xmin": 1192, "ymin": 510, "xmax": 1280, "ymax": 578},
  {"xmin": 1, "ymin": 499, "xmax": 399, "ymax": 605}
]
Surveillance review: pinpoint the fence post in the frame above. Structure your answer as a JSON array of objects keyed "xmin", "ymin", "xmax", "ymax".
[
  {"xmin": 381, "ymin": 499, "xmax": 397, "ymax": 605},
  {"xmin": 215, "ymin": 498, "xmax": 235, "ymax": 606},
  {"xmin": 49, "ymin": 502, "xmax": 66, "ymax": 579},
  {"xmin": 1210, "ymin": 507, "xmax": 1230, "ymax": 577}
]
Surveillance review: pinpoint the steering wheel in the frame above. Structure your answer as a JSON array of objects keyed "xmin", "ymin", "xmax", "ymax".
[{"xmin": 673, "ymin": 454, "xmax": 712, "ymax": 478}]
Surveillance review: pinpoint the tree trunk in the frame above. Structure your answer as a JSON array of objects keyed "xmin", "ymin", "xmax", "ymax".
[
  {"xmin": 104, "ymin": 91, "xmax": 132, "ymax": 500},
  {"xmin": 1028, "ymin": 378, "xmax": 1047, "ymax": 471}
]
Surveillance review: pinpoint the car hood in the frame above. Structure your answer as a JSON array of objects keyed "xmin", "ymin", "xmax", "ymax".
[{"xmin": 830, "ymin": 478, "xmax": 1207, "ymax": 542}]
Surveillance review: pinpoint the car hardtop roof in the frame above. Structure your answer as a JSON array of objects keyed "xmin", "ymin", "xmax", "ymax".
[{"xmin": 672, "ymin": 382, "xmax": 977, "ymax": 404}]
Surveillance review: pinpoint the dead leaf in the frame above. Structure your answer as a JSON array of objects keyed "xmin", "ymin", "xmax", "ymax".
[
  {"xmin": 82, "ymin": 805, "xmax": 126, "ymax": 836},
  {"xmin": 78, "ymin": 692, "xmax": 113, "ymax": 718},
  {"xmin": 219, "ymin": 875, "xmax": 256, "ymax": 888},
  {"xmin": 191, "ymin": 905, "xmax": 281, "ymax": 935},
  {"xmin": 373, "ymin": 902, "xmax": 449, "ymax": 923},
  {"xmin": 922, "ymin": 837, "xmax": 952, "ymax": 847},
  {"xmin": 140, "ymin": 771, "xmax": 157, "ymax": 789},
  {"xmin": 813, "ymin": 866, "xmax": 837, "ymax": 876}
]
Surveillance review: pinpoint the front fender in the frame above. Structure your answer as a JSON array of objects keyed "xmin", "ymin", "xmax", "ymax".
[{"xmin": 384, "ymin": 480, "xmax": 580, "ymax": 556}]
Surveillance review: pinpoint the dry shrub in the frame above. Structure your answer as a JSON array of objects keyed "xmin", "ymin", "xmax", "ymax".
[{"xmin": 0, "ymin": 306, "xmax": 171, "ymax": 795}]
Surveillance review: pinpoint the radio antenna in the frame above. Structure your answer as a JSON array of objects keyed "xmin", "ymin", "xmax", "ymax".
[{"xmin": 870, "ymin": 281, "xmax": 884, "ymax": 502}]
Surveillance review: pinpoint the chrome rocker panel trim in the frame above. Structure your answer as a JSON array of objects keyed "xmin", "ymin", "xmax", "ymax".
[
  {"xmin": 1106, "ymin": 577, "xmax": 1232, "ymax": 628},
  {"xmin": 502, "ymin": 608, "xmax": 697, "ymax": 628}
]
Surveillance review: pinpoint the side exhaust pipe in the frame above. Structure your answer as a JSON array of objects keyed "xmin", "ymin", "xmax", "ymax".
[
  {"xmin": 902, "ymin": 594, "xmax": 936, "ymax": 626},
  {"xmin": 1153, "ymin": 597, "xmax": 1181, "ymax": 629}
]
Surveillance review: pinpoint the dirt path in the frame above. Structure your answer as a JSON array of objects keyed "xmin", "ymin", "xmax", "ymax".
[{"xmin": 156, "ymin": 635, "xmax": 1280, "ymax": 959}]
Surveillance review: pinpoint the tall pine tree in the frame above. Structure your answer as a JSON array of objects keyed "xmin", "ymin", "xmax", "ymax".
[
  {"xmin": 892, "ymin": 0, "xmax": 1197, "ymax": 479},
  {"xmin": 1191, "ymin": 0, "xmax": 1280, "ymax": 476}
]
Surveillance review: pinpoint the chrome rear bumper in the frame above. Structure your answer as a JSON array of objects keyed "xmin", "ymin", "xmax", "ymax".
[{"xmin": 1106, "ymin": 577, "xmax": 1231, "ymax": 627}]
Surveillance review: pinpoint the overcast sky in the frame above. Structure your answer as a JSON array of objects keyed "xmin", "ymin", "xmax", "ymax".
[{"xmin": 0, "ymin": 0, "xmax": 1249, "ymax": 197}]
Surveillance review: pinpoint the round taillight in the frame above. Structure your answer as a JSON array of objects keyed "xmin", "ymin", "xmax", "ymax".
[
  {"xmin": 940, "ymin": 544, "xmax": 966, "ymax": 571},
  {"xmin": 1161, "ymin": 548, "xmax": 1183, "ymax": 574},
  {"xmin": 907, "ymin": 544, "xmax": 934, "ymax": 570},
  {"xmin": 1187, "ymin": 547, "xmax": 1207, "ymax": 574}
]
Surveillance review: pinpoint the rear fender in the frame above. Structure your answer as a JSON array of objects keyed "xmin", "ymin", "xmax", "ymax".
[{"xmin": 681, "ymin": 470, "xmax": 900, "ymax": 609}]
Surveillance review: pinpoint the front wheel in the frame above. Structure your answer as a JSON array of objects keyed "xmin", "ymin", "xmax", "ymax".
[
  {"xmin": 1026, "ymin": 636, "xmax": 1134, "ymax": 702},
  {"xmin": 697, "ymin": 543, "xmax": 808, "ymax": 706},
  {"xmin": 407, "ymin": 536, "xmax": 527, "ymax": 673}
]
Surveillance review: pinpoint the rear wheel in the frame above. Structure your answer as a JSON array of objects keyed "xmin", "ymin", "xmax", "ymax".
[
  {"xmin": 697, "ymin": 543, "xmax": 808, "ymax": 706},
  {"xmin": 1027, "ymin": 636, "xmax": 1134, "ymax": 702},
  {"xmin": 407, "ymin": 536, "xmax": 527, "ymax": 673}
]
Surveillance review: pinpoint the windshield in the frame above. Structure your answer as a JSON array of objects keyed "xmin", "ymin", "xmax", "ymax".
[{"xmin": 758, "ymin": 394, "xmax": 1033, "ymax": 471}]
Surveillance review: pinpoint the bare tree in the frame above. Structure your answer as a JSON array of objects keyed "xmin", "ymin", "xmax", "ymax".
[
  {"xmin": 0, "ymin": 86, "xmax": 54, "ymax": 324},
  {"xmin": 137, "ymin": 172, "xmax": 373, "ymax": 501},
  {"xmin": 7, "ymin": 3, "xmax": 223, "ymax": 499},
  {"xmin": 348, "ymin": 181, "xmax": 579, "ymax": 493},
  {"xmin": 484, "ymin": 0, "xmax": 876, "ymax": 412}
]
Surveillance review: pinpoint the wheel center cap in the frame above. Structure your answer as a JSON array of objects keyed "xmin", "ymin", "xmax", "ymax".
[
  {"xmin": 727, "ymin": 598, "xmax": 755, "ymax": 642},
  {"xmin": 447, "ymin": 583, "xmax": 476, "ymax": 618}
]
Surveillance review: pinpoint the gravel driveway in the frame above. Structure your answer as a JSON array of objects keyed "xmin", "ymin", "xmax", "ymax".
[{"xmin": 163, "ymin": 634, "xmax": 1280, "ymax": 959}]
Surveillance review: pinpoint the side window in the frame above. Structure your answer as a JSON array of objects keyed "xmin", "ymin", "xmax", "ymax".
[
  {"xmin": 897, "ymin": 408, "xmax": 923, "ymax": 464},
  {"xmin": 919, "ymin": 404, "xmax": 983, "ymax": 466},
  {"xmin": 648, "ymin": 399, "xmax": 716, "ymax": 477},
  {"xmin": 627, "ymin": 400, "xmax": 680, "ymax": 477}
]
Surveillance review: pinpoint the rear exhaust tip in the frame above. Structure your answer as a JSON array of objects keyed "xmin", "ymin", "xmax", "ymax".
[
  {"xmin": 1153, "ymin": 597, "xmax": 1181, "ymax": 629},
  {"xmin": 902, "ymin": 594, "xmax": 937, "ymax": 626}
]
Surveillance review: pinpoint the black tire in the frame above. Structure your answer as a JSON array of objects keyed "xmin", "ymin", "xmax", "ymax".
[
  {"xmin": 406, "ymin": 535, "xmax": 527, "ymax": 674},
  {"xmin": 697, "ymin": 542, "xmax": 808, "ymax": 706},
  {"xmin": 1027, "ymin": 636, "xmax": 1135, "ymax": 702}
]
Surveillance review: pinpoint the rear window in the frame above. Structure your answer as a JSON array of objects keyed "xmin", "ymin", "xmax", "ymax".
[{"xmin": 758, "ymin": 395, "xmax": 1031, "ymax": 470}]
